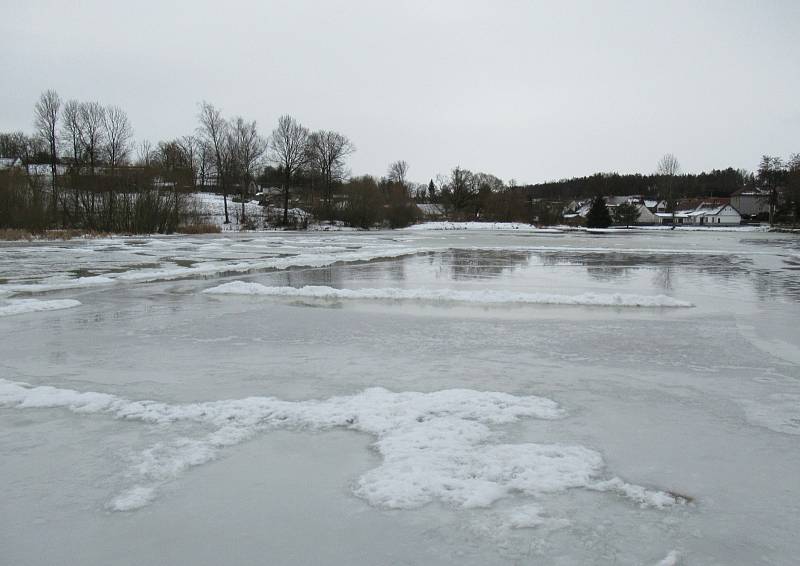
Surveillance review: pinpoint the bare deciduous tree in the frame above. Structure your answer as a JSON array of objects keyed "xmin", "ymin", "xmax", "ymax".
[
  {"xmin": 136, "ymin": 140, "xmax": 154, "ymax": 167},
  {"xmin": 78, "ymin": 102, "xmax": 106, "ymax": 174},
  {"xmin": 657, "ymin": 153, "xmax": 680, "ymax": 177},
  {"xmin": 61, "ymin": 100, "xmax": 83, "ymax": 169},
  {"xmin": 197, "ymin": 102, "xmax": 231, "ymax": 223},
  {"xmin": 657, "ymin": 153, "xmax": 680, "ymax": 226},
  {"xmin": 103, "ymin": 105, "xmax": 133, "ymax": 169},
  {"xmin": 177, "ymin": 135, "xmax": 201, "ymax": 189},
  {"xmin": 3, "ymin": 131, "xmax": 41, "ymax": 173},
  {"xmin": 34, "ymin": 90, "xmax": 61, "ymax": 196},
  {"xmin": 269, "ymin": 115, "xmax": 309, "ymax": 225},
  {"xmin": 446, "ymin": 166, "xmax": 476, "ymax": 214},
  {"xmin": 228, "ymin": 117, "xmax": 266, "ymax": 222},
  {"xmin": 387, "ymin": 160, "xmax": 409, "ymax": 187},
  {"xmin": 156, "ymin": 139, "xmax": 189, "ymax": 170},
  {"xmin": 307, "ymin": 130, "xmax": 355, "ymax": 211}
]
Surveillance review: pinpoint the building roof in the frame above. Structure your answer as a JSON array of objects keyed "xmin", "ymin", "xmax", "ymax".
[
  {"xmin": 731, "ymin": 187, "xmax": 768, "ymax": 197},
  {"xmin": 417, "ymin": 203, "xmax": 444, "ymax": 215}
]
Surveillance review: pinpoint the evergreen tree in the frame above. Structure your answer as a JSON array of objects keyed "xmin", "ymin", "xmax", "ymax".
[
  {"xmin": 586, "ymin": 196, "xmax": 612, "ymax": 228},
  {"xmin": 612, "ymin": 202, "xmax": 640, "ymax": 227}
]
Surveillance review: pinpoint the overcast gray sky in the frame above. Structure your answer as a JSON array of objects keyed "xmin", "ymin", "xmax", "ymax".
[{"xmin": 1, "ymin": 0, "xmax": 798, "ymax": 184}]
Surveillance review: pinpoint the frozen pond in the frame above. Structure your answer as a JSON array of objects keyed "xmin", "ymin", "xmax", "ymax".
[{"xmin": 1, "ymin": 228, "xmax": 799, "ymax": 565}]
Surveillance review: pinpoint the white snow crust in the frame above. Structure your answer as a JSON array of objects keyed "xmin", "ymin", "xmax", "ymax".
[
  {"xmin": 203, "ymin": 281, "xmax": 694, "ymax": 308},
  {"xmin": 0, "ymin": 379, "xmax": 680, "ymax": 513}
]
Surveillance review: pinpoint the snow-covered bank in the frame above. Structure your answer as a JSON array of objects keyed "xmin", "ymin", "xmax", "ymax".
[
  {"xmin": 406, "ymin": 221, "xmax": 563, "ymax": 232},
  {"xmin": 192, "ymin": 192, "xmax": 267, "ymax": 230},
  {"xmin": 0, "ymin": 378, "xmax": 681, "ymax": 514},
  {"xmin": 0, "ymin": 299, "xmax": 81, "ymax": 317},
  {"xmin": 204, "ymin": 281, "xmax": 694, "ymax": 308}
]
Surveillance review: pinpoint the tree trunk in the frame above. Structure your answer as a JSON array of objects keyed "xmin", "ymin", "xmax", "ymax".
[
  {"xmin": 222, "ymin": 179, "xmax": 229, "ymax": 225},
  {"xmin": 283, "ymin": 181, "xmax": 289, "ymax": 226},
  {"xmin": 241, "ymin": 185, "xmax": 246, "ymax": 225}
]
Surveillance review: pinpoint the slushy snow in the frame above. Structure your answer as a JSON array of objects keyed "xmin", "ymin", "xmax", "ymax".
[
  {"xmin": 0, "ymin": 378, "xmax": 681, "ymax": 514},
  {"xmin": 203, "ymin": 281, "xmax": 694, "ymax": 308}
]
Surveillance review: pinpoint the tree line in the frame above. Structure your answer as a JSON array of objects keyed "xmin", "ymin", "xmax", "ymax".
[{"xmin": 2, "ymin": 90, "xmax": 799, "ymax": 232}]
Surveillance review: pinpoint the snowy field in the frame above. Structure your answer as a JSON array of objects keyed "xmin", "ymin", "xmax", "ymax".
[{"xmin": 1, "ymin": 229, "xmax": 799, "ymax": 565}]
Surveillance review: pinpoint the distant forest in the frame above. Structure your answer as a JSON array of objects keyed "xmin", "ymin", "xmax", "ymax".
[{"xmin": 521, "ymin": 168, "xmax": 750, "ymax": 201}]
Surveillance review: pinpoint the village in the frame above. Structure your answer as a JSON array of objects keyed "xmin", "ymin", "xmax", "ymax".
[{"xmin": 560, "ymin": 188, "xmax": 771, "ymax": 227}]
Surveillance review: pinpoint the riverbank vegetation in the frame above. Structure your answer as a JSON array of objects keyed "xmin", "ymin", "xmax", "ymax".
[{"xmin": 1, "ymin": 90, "xmax": 798, "ymax": 233}]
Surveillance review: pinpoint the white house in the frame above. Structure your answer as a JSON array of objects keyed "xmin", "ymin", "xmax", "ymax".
[
  {"xmin": 655, "ymin": 212, "xmax": 691, "ymax": 225},
  {"xmin": 644, "ymin": 199, "xmax": 667, "ymax": 213},
  {"xmin": 655, "ymin": 203, "xmax": 741, "ymax": 226},
  {"xmin": 693, "ymin": 203, "xmax": 742, "ymax": 225},
  {"xmin": 633, "ymin": 203, "xmax": 657, "ymax": 224}
]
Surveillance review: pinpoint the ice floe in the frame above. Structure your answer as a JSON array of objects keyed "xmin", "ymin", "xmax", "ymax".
[
  {"xmin": 203, "ymin": 281, "xmax": 694, "ymax": 308},
  {"xmin": 0, "ymin": 246, "xmax": 423, "ymax": 296},
  {"xmin": 0, "ymin": 379, "xmax": 682, "ymax": 514},
  {"xmin": 1, "ymin": 276, "xmax": 115, "ymax": 294},
  {"xmin": 0, "ymin": 299, "xmax": 81, "ymax": 317}
]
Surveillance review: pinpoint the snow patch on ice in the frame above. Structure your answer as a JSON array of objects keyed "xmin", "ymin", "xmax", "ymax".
[
  {"xmin": 655, "ymin": 549, "xmax": 681, "ymax": 565},
  {"xmin": 203, "ymin": 281, "xmax": 694, "ymax": 308},
  {"xmin": 108, "ymin": 486, "xmax": 156, "ymax": 511},
  {"xmin": 502, "ymin": 503, "xmax": 547, "ymax": 528},
  {"xmin": 0, "ymin": 299, "xmax": 81, "ymax": 317},
  {"xmin": 589, "ymin": 477, "xmax": 683, "ymax": 508},
  {"xmin": 0, "ymin": 379, "xmax": 683, "ymax": 514},
  {"xmin": 739, "ymin": 394, "xmax": 800, "ymax": 435}
]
